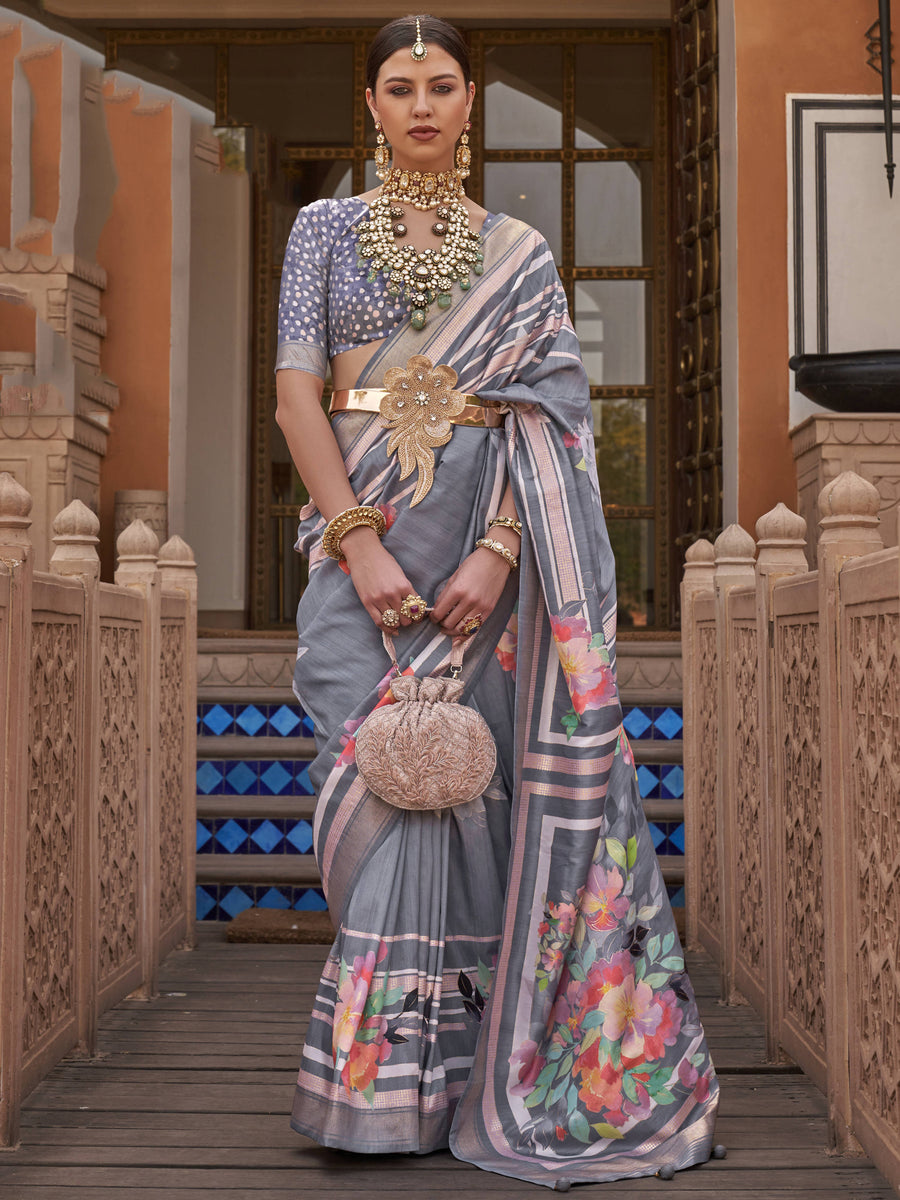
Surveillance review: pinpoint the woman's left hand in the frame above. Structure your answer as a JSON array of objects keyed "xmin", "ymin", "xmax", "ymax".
[{"xmin": 430, "ymin": 545, "xmax": 514, "ymax": 635}]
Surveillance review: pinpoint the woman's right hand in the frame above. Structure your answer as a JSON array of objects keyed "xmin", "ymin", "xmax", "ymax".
[{"xmin": 340, "ymin": 526, "xmax": 418, "ymax": 633}]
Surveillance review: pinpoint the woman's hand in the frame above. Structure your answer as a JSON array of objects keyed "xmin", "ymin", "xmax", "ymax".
[
  {"xmin": 430, "ymin": 544, "xmax": 514, "ymax": 635},
  {"xmin": 341, "ymin": 526, "xmax": 418, "ymax": 632}
]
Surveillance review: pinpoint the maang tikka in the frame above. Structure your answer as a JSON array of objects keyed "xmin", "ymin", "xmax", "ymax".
[
  {"xmin": 411, "ymin": 17, "xmax": 427, "ymax": 62},
  {"xmin": 374, "ymin": 121, "xmax": 391, "ymax": 181}
]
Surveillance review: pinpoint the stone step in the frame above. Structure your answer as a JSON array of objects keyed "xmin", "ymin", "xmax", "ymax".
[
  {"xmin": 196, "ymin": 855, "xmax": 321, "ymax": 887},
  {"xmin": 196, "ymin": 734, "xmax": 316, "ymax": 759}
]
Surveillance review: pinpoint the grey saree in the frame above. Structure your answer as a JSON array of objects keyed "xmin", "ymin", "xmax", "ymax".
[{"xmin": 288, "ymin": 210, "xmax": 719, "ymax": 1187}]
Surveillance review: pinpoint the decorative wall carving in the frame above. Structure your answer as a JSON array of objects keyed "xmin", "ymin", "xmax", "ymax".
[
  {"xmin": 777, "ymin": 616, "xmax": 826, "ymax": 1054},
  {"xmin": 158, "ymin": 621, "xmax": 186, "ymax": 935},
  {"xmin": 733, "ymin": 620, "xmax": 763, "ymax": 981},
  {"xmin": 97, "ymin": 621, "xmax": 141, "ymax": 986},
  {"xmin": 696, "ymin": 621, "xmax": 720, "ymax": 937},
  {"xmin": 847, "ymin": 606, "xmax": 900, "ymax": 1139},
  {"xmin": 24, "ymin": 619, "xmax": 79, "ymax": 1056}
]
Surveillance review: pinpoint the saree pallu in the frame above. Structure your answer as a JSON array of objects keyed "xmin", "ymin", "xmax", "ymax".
[{"xmin": 291, "ymin": 215, "xmax": 718, "ymax": 1187}]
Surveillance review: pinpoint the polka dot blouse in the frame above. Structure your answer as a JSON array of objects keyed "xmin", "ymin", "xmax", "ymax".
[{"xmin": 276, "ymin": 196, "xmax": 496, "ymax": 378}]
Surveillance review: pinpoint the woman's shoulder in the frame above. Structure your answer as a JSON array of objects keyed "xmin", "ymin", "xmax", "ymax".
[{"xmin": 291, "ymin": 196, "xmax": 369, "ymax": 239}]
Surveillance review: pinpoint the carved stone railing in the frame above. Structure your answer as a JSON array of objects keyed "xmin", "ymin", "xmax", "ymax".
[
  {"xmin": 681, "ymin": 471, "xmax": 900, "ymax": 1193},
  {"xmin": 0, "ymin": 473, "xmax": 197, "ymax": 1147}
]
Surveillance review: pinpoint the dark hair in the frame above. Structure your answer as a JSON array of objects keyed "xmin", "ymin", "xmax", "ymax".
[{"xmin": 366, "ymin": 14, "xmax": 472, "ymax": 93}]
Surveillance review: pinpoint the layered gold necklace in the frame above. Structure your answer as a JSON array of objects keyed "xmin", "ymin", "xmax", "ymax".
[{"xmin": 355, "ymin": 168, "xmax": 484, "ymax": 331}]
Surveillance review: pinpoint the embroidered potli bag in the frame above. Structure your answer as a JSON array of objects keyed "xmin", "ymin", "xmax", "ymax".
[{"xmin": 355, "ymin": 632, "xmax": 496, "ymax": 811}]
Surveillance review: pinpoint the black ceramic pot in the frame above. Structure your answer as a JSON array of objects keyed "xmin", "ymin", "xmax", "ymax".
[{"xmin": 789, "ymin": 350, "xmax": 900, "ymax": 412}]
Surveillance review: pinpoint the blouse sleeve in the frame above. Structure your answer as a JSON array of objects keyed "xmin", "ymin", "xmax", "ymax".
[{"xmin": 275, "ymin": 201, "xmax": 333, "ymax": 379}]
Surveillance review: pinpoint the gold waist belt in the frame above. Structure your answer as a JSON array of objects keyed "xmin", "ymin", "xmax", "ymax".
[
  {"xmin": 329, "ymin": 390, "xmax": 503, "ymax": 428},
  {"xmin": 330, "ymin": 355, "xmax": 504, "ymax": 508}
]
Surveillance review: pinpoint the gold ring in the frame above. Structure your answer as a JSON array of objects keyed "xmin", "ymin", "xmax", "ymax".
[
  {"xmin": 461, "ymin": 615, "xmax": 483, "ymax": 637},
  {"xmin": 400, "ymin": 593, "xmax": 427, "ymax": 621},
  {"xmin": 382, "ymin": 608, "xmax": 400, "ymax": 629}
]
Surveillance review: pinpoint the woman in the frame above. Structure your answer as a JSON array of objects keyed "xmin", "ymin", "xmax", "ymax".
[{"xmin": 275, "ymin": 15, "xmax": 719, "ymax": 1188}]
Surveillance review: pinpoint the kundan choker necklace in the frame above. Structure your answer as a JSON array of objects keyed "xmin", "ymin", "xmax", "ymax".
[{"xmin": 355, "ymin": 169, "xmax": 484, "ymax": 331}]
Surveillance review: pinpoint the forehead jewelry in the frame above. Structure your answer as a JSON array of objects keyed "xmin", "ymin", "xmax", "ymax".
[{"xmin": 411, "ymin": 17, "xmax": 427, "ymax": 62}]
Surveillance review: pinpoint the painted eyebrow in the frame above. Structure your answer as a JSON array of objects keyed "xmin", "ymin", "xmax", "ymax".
[{"xmin": 382, "ymin": 74, "xmax": 458, "ymax": 84}]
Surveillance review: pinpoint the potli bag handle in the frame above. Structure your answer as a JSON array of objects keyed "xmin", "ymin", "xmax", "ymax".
[{"xmin": 380, "ymin": 629, "xmax": 471, "ymax": 679}]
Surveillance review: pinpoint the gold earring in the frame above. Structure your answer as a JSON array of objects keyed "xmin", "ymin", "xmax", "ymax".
[
  {"xmin": 456, "ymin": 120, "xmax": 472, "ymax": 180},
  {"xmin": 374, "ymin": 121, "xmax": 391, "ymax": 181}
]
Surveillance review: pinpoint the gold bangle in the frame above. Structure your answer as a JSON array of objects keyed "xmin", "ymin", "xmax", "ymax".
[
  {"xmin": 475, "ymin": 536, "xmax": 519, "ymax": 571},
  {"xmin": 488, "ymin": 516, "xmax": 522, "ymax": 537},
  {"xmin": 322, "ymin": 505, "xmax": 386, "ymax": 561}
]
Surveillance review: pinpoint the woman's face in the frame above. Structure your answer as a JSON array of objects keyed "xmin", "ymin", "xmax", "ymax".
[{"xmin": 366, "ymin": 44, "xmax": 474, "ymax": 174}]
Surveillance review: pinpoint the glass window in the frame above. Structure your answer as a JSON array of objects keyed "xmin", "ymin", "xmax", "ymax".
[
  {"xmin": 575, "ymin": 44, "xmax": 654, "ymax": 149},
  {"xmin": 117, "ymin": 44, "xmax": 216, "ymax": 109},
  {"xmin": 575, "ymin": 280, "xmax": 652, "ymax": 386},
  {"xmin": 575, "ymin": 162, "xmax": 652, "ymax": 266},
  {"xmin": 484, "ymin": 163, "xmax": 562, "ymax": 261},
  {"xmin": 594, "ymin": 396, "xmax": 652, "ymax": 505},
  {"xmin": 607, "ymin": 519, "xmax": 655, "ymax": 628},
  {"xmin": 230, "ymin": 44, "xmax": 354, "ymax": 146},
  {"xmin": 484, "ymin": 45, "xmax": 563, "ymax": 149}
]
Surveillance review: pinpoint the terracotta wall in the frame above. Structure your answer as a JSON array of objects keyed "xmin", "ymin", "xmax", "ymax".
[
  {"xmin": 731, "ymin": 0, "xmax": 883, "ymax": 532},
  {"xmin": 95, "ymin": 83, "xmax": 173, "ymax": 579},
  {"xmin": 0, "ymin": 24, "xmax": 21, "ymax": 247}
]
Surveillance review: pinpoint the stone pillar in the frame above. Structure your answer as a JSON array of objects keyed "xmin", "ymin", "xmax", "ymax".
[
  {"xmin": 0, "ymin": 472, "xmax": 33, "ymax": 1147},
  {"xmin": 791, "ymin": 414, "xmax": 900, "ymax": 560},
  {"xmin": 114, "ymin": 489, "xmax": 168, "ymax": 548},
  {"xmin": 816, "ymin": 471, "xmax": 882, "ymax": 1153},
  {"xmin": 115, "ymin": 519, "xmax": 161, "ymax": 997},
  {"xmin": 48, "ymin": 498, "xmax": 101, "ymax": 1059},
  {"xmin": 158, "ymin": 534, "xmax": 198, "ymax": 951},
  {"xmin": 713, "ymin": 523, "xmax": 757, "ymax": 1001},
  {"xmin": 680, "ymin": 539, "xmax": 715, "ymax": 953},
  {"xmin": 753, "ymin": 502, "xmax": 809, "ymax": 1061}
]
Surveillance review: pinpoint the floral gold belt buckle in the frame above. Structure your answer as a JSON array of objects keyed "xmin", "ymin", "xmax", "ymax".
[{"xmin": 379, "ymin": 354, "xmax": 467, "ymax": 506}]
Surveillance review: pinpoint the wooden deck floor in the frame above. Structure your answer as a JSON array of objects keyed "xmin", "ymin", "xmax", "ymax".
[{"xmin": 1, "ymin": 929, "xmax": 895, "ymax": 1200}]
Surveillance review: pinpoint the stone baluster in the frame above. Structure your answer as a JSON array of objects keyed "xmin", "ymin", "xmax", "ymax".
[
  {"xmin": 713, "ymin": 524, "xmax": 757, "ymax": 1001},
  {"xmin": 158, "ymin": 535, "xmax": 198, "ymax": 950},
  {"xmin": 816, "ymin": 472, "xmax": 881, "ymax": 1153},
  {"xmin": 681, "ymin": 539, "xmax": 715, "ymax": 952},
  {"xmin": 0, "ymin": 473, "xmax": 33, "ymax": 1146},
  {"xmin": 49, "ymin": 500, "xmax": 102, "ymax": 1059},
  {"xmin": 754, "ymin": 503, "xmax": 809, "ymax": 1061},
  {"xmin": 116, "ymin": 520, "xmax": 162, "ymax": 997}
]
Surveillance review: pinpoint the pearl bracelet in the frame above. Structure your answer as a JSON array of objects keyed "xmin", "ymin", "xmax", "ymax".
[
  {"xmin": 322, "ymin": 505, "xmax": 386, "ymax": 561},
  {"xmin": 475, "ymin": 536, "xmax": 519, "ymax": 571}
]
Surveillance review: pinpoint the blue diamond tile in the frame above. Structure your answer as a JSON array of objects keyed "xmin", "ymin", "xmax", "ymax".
[
  {"xmin": 301, "ymin": 715, "xmax": 316, "ymax": 737},
  {"xmin": 648, "ymin": 821, "xmax": 666, "ymax": 850},
  {"xmin": 215, "ymin": 818, "xmax": 248, "ymax": 854},
  {"xmin": 669, "ymin": 822, "xmax": 685, "ymax": 853},
  {"xmin": 261, "ymin": 761, "xmax": 293, "ymax": 795},
  {"xmin": 270, "ymin": 705, "xmax": 302, "ymax": 737},
  {"xmin": 623, "ymin": 707, "xmax": 653, "ymax": 739},
  {"xmin": 225, "ymin": 761, "xmax": 257, "ymax": 795},
  {"xmin": 294, "ymin": 888, "xmax": 329, "ymax": 911},
  {"xmin": 294, "ymin": 763, "xmax": 314, "ymax": 795},
  {"xmin": 195, "ymin": 886, "xmax": 217, "ymax": 921},
  {"xmin": 196, "ymin": 820, "xmax": 213, "ymax": 852},
  {"xmin": 196, "ymin": 761, "xmax": 224, "ymax": 795},
  {"xmin": 667, "ymin": 885, "xmax": 685, "ymax": 908},
  {"xmin": 654, "ymin": 707, "xmax": 684, "ymax": 740},
  {"xmin": 661, "ymin": 765, "xmax": 685, "ymax": 800},
  {"xmin": 286, "ymin": 820, "xmax": 314, "ymax": 853},
  {"xmin": 219, "ymin": 886, "xmax": 254, "ymax": 919},
  {"xmin": 201, "ymin": 704, "xmax": 233, "ymax": 736},
  {"xmin": 235, "ymin": 705, "xmax": 267, "ymax": 736},
  {"xmin": 250, "ymin": 819, "xmax": 283, "ymax": 854},
  {"xmin": 258, "ymin": 886, "xmax": 292, "ymax": 909},
  {"xmin": 636, "ymin": 764, "xmax": 658, "ymax": 798}
]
